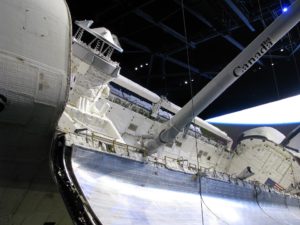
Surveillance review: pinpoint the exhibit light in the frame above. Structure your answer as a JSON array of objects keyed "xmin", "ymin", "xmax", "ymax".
[
  {"xmin": 206, "ymin": 95, "xmax": 300, "ymax": 125},
  {"xmin": 282, "ymin": 6, "xmax": 288, "ymax": 13}
]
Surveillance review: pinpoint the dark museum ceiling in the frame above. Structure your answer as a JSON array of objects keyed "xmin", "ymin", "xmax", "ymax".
[{"xmin": 66, "ymin": 0, "xmax": 300, "ymax": 120}]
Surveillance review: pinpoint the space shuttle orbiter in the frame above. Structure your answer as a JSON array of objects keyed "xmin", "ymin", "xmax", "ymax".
[{"xmin": 1, "ymin": 0, "xmax": 300, "ymax": 224}]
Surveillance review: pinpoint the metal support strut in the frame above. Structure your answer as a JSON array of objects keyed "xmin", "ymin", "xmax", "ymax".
[{"xmin": 146, "ymin": 0, "xmax": 300, "ymax": 154}]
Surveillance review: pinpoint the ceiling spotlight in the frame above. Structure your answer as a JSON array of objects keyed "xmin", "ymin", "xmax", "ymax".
[
  {"xmin": 184, "ymin": 81, "xmax": 188, "ymax": 84},
  {"xmin": 140, "ymin": 64, "xmax": 143, "ymax": 68},
  {"xmin": 280, "ymin": 48, "xmax": 284, "ymax": 52},
  {"xmin": 191, "ymin": 79, "xmax": 194, "ymax": 82},
  {"xmin": 135, "ymin": 67, "xmax": 138, "ymax": 71},
  {"xmin": 271, "ymin": 63, "xmax": 275, "ymax": 66},
  {"xmin": 145, "ymin": 63, "xmax": 149, "ymax": 66},
  {"xmin": 282, "ymin": 7, "xmax": 288, "ymax": 13},
  {"xmin": 258, "ymin": 67, "xmax": 262, "ymax": 70}
]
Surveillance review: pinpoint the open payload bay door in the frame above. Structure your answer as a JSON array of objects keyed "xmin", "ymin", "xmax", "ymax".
[{"xmin": 55, "ymin": 141, "xmax": 300, "ymax": 225}]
